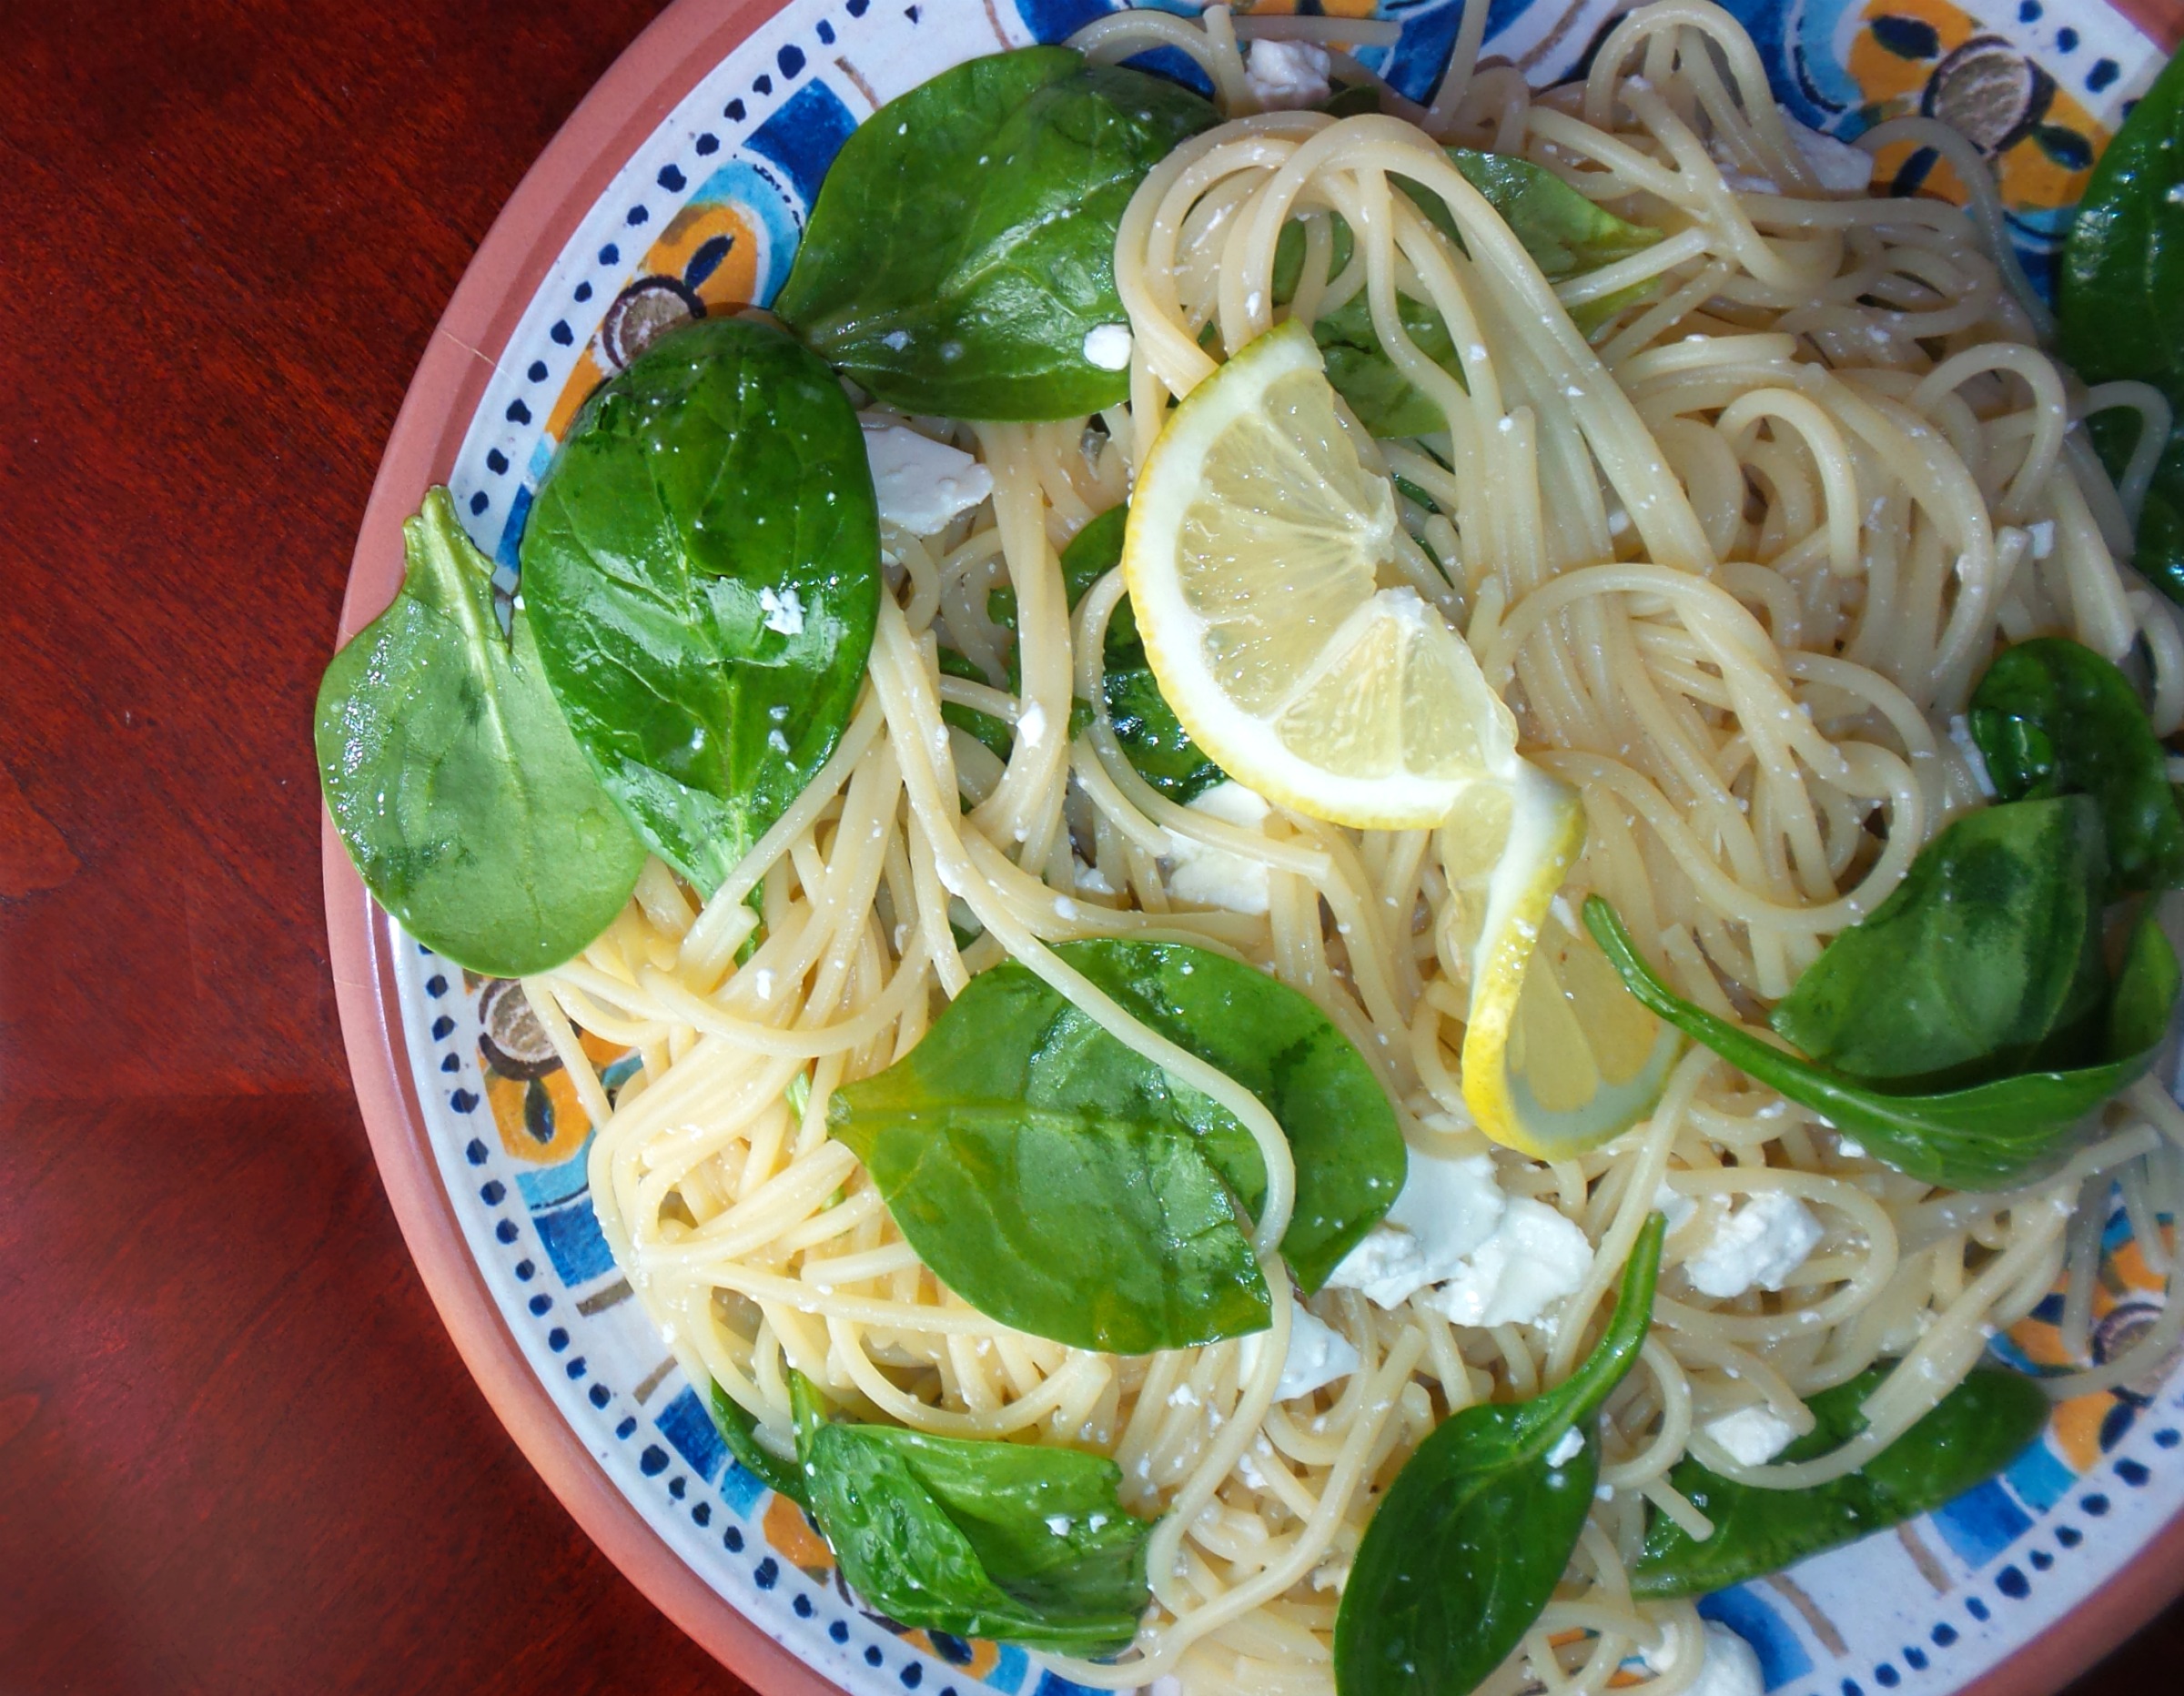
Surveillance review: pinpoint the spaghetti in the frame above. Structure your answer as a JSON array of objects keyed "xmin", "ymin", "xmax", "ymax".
[{"xmin": 521, "ymin": 6, "xmax": 2184, "ymax": 1691}]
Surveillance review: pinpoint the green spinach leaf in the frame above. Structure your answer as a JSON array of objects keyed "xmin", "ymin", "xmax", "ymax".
[
  {"xmin": 1629, "ymin": 1364, "xmax": 2050, "ymax": 1599},
  {"xmin": 1584, "ymin": 892, "xmax": 2179, "ymax": 1190},
  {"xmin": 1969, "ymin": 638, "xmax": 2184, "ymax": 898},
  {"xmin": 773, "ymin": 49, "xmax": 1215, "ymax": 420},
  {"xmin": 828, "ymin": 937, "xmax": 1406, "ymax": 1353},
  {"xmin": 1333, "ymin": 1215, "xmax": 1664, "ymax": 1696},
  {"xmin": 936, "ymin": 646, "xmax": 1017, "ymax": 765},
  {"xmin": 521, "ymin": 318, "xmax": 881, "ymax": 893},
  {"xmin": 791, "ymin": 1372, "xmax": 1151, "ymax": 1654},
  {"xmin": 316, "ymin": 488, "xmax": 646, "ymax": 976},
  {"xmin": 2086, "ymin": 409, "xmax": 2184, "ymax": 609},
  {"xmin": 1274, "ymin": 150, "xmax": 1660, "ymax": 436},
  {"xmin": 2062, "ymin": 50, "xmax": 2184, "ymax": 606},
  {"xmin": 1769, "ymin": 798, "xmax": 2107, "ymax": 1085},
  {"xmin": 2060, "ymin": 48, "xmax": 2184, "ymax": 410},
  {"xmin": 995, "ymin": 505, "xmax": 1224, "ymax": 801},
  {"xmin": 707, "ymin": 1379, "xmax": 809, "ymax": 1506}
]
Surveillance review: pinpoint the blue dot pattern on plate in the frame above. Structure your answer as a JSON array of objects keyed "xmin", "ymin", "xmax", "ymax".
[{"xmin": 385, "ymin": 2, "xmax": 2180, "ymax": 1693}]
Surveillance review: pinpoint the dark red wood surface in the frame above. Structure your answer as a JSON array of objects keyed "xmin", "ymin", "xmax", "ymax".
[{"xmin": 0, "ymin": 2, "xmax": 2177, "ymax": 1692}]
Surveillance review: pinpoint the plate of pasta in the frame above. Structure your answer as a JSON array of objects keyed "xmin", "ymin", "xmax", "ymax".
[{"xmin": 318, "ymin": 1, "xmax": 2184, "ymax": 1693}]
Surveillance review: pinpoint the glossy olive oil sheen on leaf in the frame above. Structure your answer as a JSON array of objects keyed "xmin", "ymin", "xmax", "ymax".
[
  {"xmin": 1967, "ymin": 637, "xmax": 2184, "ymax": 898},
  {"xmin": 1585, "ymin": 874, "xmax": 2180, "ymax": 1191},
  {"xmin": 790, "ymin": 1373, "xmax": 1152, "ymax": 1655},
  {"xmin": 828, "ymin": 938, "xmax": 1406, "ymax": 1354},
  {"xmin": 2061, "ymin": 48, "xmax": 2184, "ymax": 605},
  {"xmin": 1630, "ymin": 1364, "xmax": 2049, "ymax": 1599},
  {"xmin": 521, "ymin": 318, "xmax": 881, "ymax": 893},
  {"xmin": 772, "ymin": 48, "xmax": 1216, "ymax": 419},
  {"xmin": 315, "ymin": 487, "xmax": 646, "ymax": 976},
  {"xmin": 1333, "ymin": 1216, "xmax": 1665, "ymax": 1696}
]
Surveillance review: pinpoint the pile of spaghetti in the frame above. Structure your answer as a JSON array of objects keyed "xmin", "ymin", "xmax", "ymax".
[{"xmin": 489, "ymin": 5, "xmax": 2183, "ymax": 1691}]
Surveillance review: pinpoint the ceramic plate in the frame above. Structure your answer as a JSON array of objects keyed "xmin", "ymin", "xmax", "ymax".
[{"xmin": 326, "ymin": 3, "xmax": 2184, "ymax": 1693}]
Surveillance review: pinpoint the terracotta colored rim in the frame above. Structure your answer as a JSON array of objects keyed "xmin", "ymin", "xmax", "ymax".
[{"xmin": 324, "ymin": 2, "xmax": 2184, "ymax": 1691}]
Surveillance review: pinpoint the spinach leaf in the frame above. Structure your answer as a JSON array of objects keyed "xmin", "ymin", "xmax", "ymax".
[
  {"xmin": 1320, "ymin": 83, "xmax": 1385, "ymax": 119},
  {"xmin": 2062, "ymin": 50, "xmax": 2184, "ymax": 606},
  {"xmin": 829, "ymin": 938, "xmax": 1406, "ymax": 1353},
  {"xmin": 1584, "ymin": 893, "xmax": 2179, "ymax": 1190},
  {"xmin": 1969, "ymin": 638, "xmax": 2184, "ymax": 897},
  {"xmin": 791, "ymin": 1372, "xmax": 1151, "ymax": 1654},
  {"xmin": 1017, "ymin": 505, "xmax": 1225, "ymax": 801},
  {"xmin": 1440, "ymin": 150, "xmax": 1663, "ymax": 283},
  {"xmin": 706, "ymin": 1380, "xmax": 809, "ymax": 1507},
  {"xmin": 2060, "ymin": 48, "xmax": 2184, "ymax": 412},
  {"xmin": 973, "ymin": 505, "xmax": 1223, "ymax": 798},
  {"xmin": 1769, "ymin": 798, "xmax": 2107, "ymax": 1085},
  {"xmin": 521, "ymin": 318, "xmax": 881, "ymax": 893},
  {"xmin": 316, "ymin": 488, "xmax": 646, "ymax": 976},
  {"xmin": 1274, "ymin": 150, "xmax": 1660, "ymax": 436},
  {"xmin": 1334, "ymin": 1215, "xmax": 1664, "ymax": 1696},
  {"xmin": 2086, "ymin": 409, "xmax": 2184, "ymax": 610},
  {"xmin": 936, "ymin": 645, "xmax": 1016, "ymax": 765},
  {"xmin": 773, "ymin": 49, "xmax": 1215, "ymax": 420},
  {"xmin": 1629, "ymin": 1364, "xmax": 2050, "ymax": 1599}
]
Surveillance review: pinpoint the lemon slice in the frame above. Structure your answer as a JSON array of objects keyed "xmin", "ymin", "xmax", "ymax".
[
  {"xmin": 1125, "ymin": 319, "xmax": 1516, "ymax": 830},
  {"xmin": 1126, "ymin": 318, "xmax": 1673, "ymax": 1154},
  {"xmin": 1450, "ymin": 768, "xmax": 1680, "ymax": 1158}
]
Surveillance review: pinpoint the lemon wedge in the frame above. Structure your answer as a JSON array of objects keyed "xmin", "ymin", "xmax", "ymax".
[
  {"xmin": 1447, "ymin": 769, "xmax": 1680, "ymax": 1158},
  {"xmin": 1127, "ymin": 318, "xmax": 1673, "ymax": 1155},
  {"xmin": 1125, "ymin": 319, "xmax": 1516, "ymax": 831}
]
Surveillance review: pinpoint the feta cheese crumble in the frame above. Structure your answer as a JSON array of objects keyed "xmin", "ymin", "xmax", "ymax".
[
  {"xmin": 1422, "ymin": 1196, "xmax": 1593, "ymax": 1327},
  {"xmin": 758, "ymin": 584, "xmax": 805, "ymax": 636},
  {"xmin": 1707, "ymin": 107, "xmax": 1873, "ymax": 197},
  {"xmin": 1684, "ymin": 1191, "xmax": 1824, "ymax": 1298},
  {"xmin": 1702, "ymin": 1403, "xmax": 1800, "ymax": 1466},
  {"xmin": 1166, "ymin": 781, "xmax": 1277, "ymax": 915},
  {"xmin": 859, "ymin": 416, "xmax": 994, "ymax": 535},
  {"xmin": 1326, "ymin": 1148, "xmax": 1507, "ymax": 1307},
  {"xmin": 1652, "ymin": 1183, "xmax": 1698, "ymax": 1234},
  {"xmin": 1081, "ymin": 323, "xmax": 1135, "ymax": 370},
  {"xmin": 1546, "ymin": 1428, "xmax": 1585, "ymax": 1469},
  {"xmin": 1240, "ymin": 1299, "xmax": 1362, "ymax": 1400},
  {"xmin": 1244, "ymin": 38, "xmax": 1332, "ymax": 110},
  {"xmin": 1685, "ymin": 1623, "xmax": 1765, "ymax": 1696},
  {"xmin": 1779, "ymin": 109, "xmax": 1875, "ymax": 193},
  {"xmin": 1947, "ymin": 713, "xmax": 1997, "ymax": 798}
]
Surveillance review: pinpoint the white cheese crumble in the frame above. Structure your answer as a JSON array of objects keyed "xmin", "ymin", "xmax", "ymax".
[
  {"xmin": 1666, "ymin": 1623, "xmax": 1764, "ymax": 1696},
  {"xmin": 1423, "ymin": 1196, "xmax": 1594, "ymax": 1328},
  {"xmin": 1244, "ymin": 38, "xmax": 1332, "ymax": 110},
  {"xmin": 1947, "ymin": 713, "xmax": 1998, "ymax": 799},
  {"xmin": 1702, "ymin": 1403, "xmax": 1800, "ymax": 1466},
  {"xmin": 1326, "ymin": 1148, "xmax": 1507, "ymax": 1307},
  {"xmin": 1546, "ymin": 1428, "xmax": 1585, "ymax": 1469},
  {"xmin": 1780, "ymin": 109, "xmax": 1875, "ymax": 193},
  {"xmin": 758, "ymin": 584, "xmax": 805, "ymax": 636},
  {"xmin": 1166, "ymin": 781, "xmax": 1276, "ymax": 915},
  {"xmin": 1081, "ymin": 323, "xmax": 1135, "ymax": 370},
  {"xmin": 1016, "ymin": 702, "xmax": 1047, "ymax": 748},
  {"xmin": 1685, "ymin": 1191, "xmax": 1825, "ymax": 1298},
  {"xmin": 1652, "ymin": 1183, "xmax": 1698, "ymax": 1234},
  {"xmin": 859, "ymin": 416, "xmax": 995, "ymax": 536},
  {"xmin": 1240, "ymin": 1299, "xmax": 1362, "ymax": 1400},
  {"xmin": 2027, "ymin": 519, "xmax": 2057, "ymax": 559},
  {"xmin": 1708, "ymin": 107, "xmax": 1873, "ymax": 197}
]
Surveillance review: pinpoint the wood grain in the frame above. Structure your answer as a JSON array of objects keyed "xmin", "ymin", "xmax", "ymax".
[{"xmin": 0, "ymin": 1, "xmax": 2173, "ymax": 1691}]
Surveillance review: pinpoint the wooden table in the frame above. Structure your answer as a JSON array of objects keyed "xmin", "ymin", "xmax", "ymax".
[{"xmin": 0, "ymin": 2, "xmax": 2177, "ymax": 1691}]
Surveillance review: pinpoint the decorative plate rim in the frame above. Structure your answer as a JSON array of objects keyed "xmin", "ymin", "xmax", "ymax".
[{"xmin": 323, "ymin": 2, "xmax": 2184, "ymax": 1692}]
